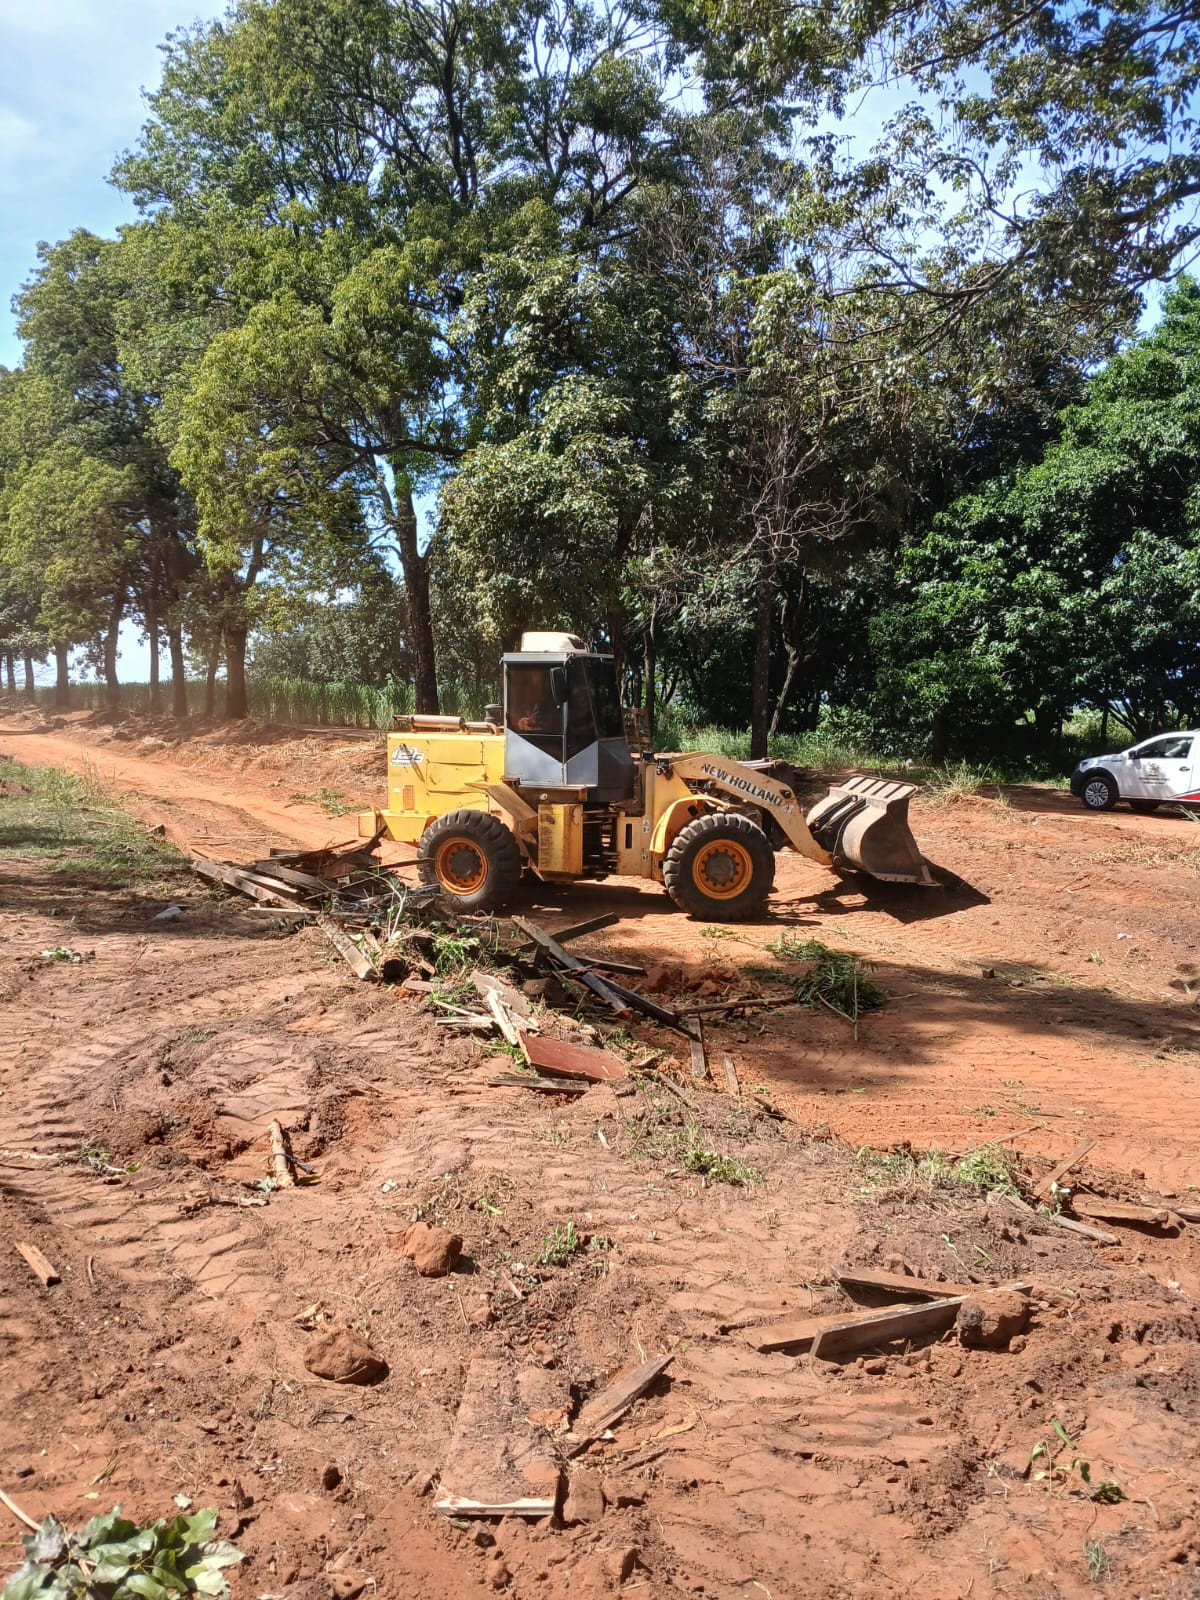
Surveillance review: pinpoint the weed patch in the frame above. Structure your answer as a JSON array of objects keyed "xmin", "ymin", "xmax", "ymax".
[
  {"xmin": 0, "ymin": 757, "xmax": 184, "ymax": 889},
  {"xmin": 755, "ymin": 938, "xmax": 885, "ymax": 1021}
]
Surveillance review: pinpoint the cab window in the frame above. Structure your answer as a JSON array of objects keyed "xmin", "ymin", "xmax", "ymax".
[{"xmin": 507, "ymin": 664, "xmax": 562, "ymax": 754}]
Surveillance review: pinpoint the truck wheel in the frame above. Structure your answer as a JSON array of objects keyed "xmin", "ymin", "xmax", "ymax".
[
  {"xmin": 1080, "ymin": 773, "xmax": 1118, "ymax": 811},
  {"xmin": 662, "ymin": 812, "xmax": 775, "ymax": 921},
  {"xmin": 418, "ymin": 810, "xmax": 522, "ymax": 911},
  {"xmin": 1128, "ymin": 799, "xmax": 1161, "ymax": 813}
]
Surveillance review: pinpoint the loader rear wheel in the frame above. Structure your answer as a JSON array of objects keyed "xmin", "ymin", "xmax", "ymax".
[
  {"xmin": 663, "ymin": 812, "xmax": 775, "ymax": 921},
  {"xmin": 418, "ymin": 810, "xmax": 522, "ymax": 911}
]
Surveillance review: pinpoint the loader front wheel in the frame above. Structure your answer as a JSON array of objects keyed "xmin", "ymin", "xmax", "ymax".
[
  {"xmin": 663, "ymin": 812, "xmax": 775, "ymax": 921},
  {"xmin": 419, "ymin": 810, "xmax": 522, "ymax": 911}
]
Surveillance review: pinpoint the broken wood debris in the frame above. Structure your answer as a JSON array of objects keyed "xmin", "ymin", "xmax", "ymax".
[
  {"xmin": 267, "ymin": 1119, "xmax": 298, "ymax": 1188},
  {"xmin": 15, "ymin": 1241, "xmax": 60, "ymax": 1287},
  {"xmin": 1000, "ymin": 1191, "xmax": 1118, "ymax": 1245},
  {"xmin": 486, "ymin": 1073, "xmax": 589, "ymax": 1095},
  {"xmin": 1032, "ymin": 1138, "xmax": 1096, "ymax": 1201},
  {"xmin": 686, "ymin": 1014, "xmax": 709, "ymax": 1080},
  {"xmin": 517, "ymin": 1031, "xmax": 627, "ymax": 1083},
  {"xmin": 317, "ymin": 914, "xmax": 374, "ymax": 981},
  {"xmin": 562, "ymin": 1353, "xmax": 674, "ymax": 1457},
  {"xmin": 745, "ymin": 1282, "xmax": 1032, "ymax": 1357},
  {"xmin": 1072, "ymin": 1195, "xmax": 1179, "ymax": 1229}
]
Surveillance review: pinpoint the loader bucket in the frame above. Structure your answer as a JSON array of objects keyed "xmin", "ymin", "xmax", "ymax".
[{"xmin": 805, "ymin": 776, "xmax": 936, "ymax": 886}]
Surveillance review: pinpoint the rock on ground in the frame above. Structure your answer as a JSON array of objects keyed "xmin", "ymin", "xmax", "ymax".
[
  {"xmin": 396, "ymin": 1220, "xmax": 463, "ymax": 1277},
  {"xmin": 304, "ymin": 1328, "xmax": 388, "ymax": 1384},
  {"xmin": 956, "ymin": 1290, "xmax": 1030, "ymax": 1350}
]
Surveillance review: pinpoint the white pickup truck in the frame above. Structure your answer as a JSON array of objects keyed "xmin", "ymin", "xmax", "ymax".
[{"xmin": 1070, "ymin": 731, "xmax": 1200, "ymax": 812}]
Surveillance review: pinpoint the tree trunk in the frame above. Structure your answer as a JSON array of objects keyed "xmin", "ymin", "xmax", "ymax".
[
  {"xmin": 103, "ymin": 599, "xmax": 123, "ymax": 714},
  {"xmin": 4, "ymin": 653, "xmax": 14, "ymax": 695},
  {"xmin": 643, "ymin": 621, "xmax": 656, "ymax": 737},
  {"xmin": 147, "ymin": 595, "xmax": 162, "ymax": 715},
  {"xmin": 750, "ymin": 557, "xmax": 776, "ymax": 760},
  {"xmin": 23, "ymin": 653, "xmax": 35, "ymax": 697},
  {"xmin": 768, "ymin": 643, "xmax": 801, "ymax": 741},
  {"xmin": 204, "ymin": 647, "xmax": 219, "ymax": 718},
  {"xmin": 386, "ymin": 482, "xmax": 439, "ymax": 713},
  {"xmin": 54, "ymin": 644, "xmax": 70, "ymax": 708},
  {"xmin": 167, "ymin": 621, "xmax": 188, "ymax": 718},
  {"xmin": 223, "ymin": 623, "xmax": 248, "ymax": 720},
  {"xmin": 930, "ymin": 710, "xmax": 948, "ymax": 763},
  {"xmin": 1100, "ymin": 705, "xmax": 1109, "ymax": 747}
]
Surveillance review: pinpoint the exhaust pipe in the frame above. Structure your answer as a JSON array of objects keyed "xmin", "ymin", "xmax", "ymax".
[{"xmin": 805, "ymin": 776, "xmax": 936, "ymax": 886}]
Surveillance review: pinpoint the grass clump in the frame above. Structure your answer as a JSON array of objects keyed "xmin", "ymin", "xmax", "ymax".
[
  {"xmin": 856, "ymin": 1142, "xmax": 1025, "ymax": 1200},
  {"xmin": 755, "ymin": 937, "xmax": 885, "ymax": 1021},
  {"xmin": 288, "ymin": 785, "xmax": 355, "ymax": 816},
  {"xmin": 0, "ymin": 757, "xmax": 183, "ymax": 889},
  {"xmin": 536, "ymin": 1220, "xmax": 584, "ymax": 1266}
]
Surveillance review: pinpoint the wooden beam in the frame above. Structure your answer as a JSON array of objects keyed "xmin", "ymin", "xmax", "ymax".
[
  {"xmin": 1003, "ymin": 1192, "xmax": 1117, "ymax": 1245},
  {"xmin": 316, "ymin": 915, "xmax": 375, "ymax": 981},
  {"xmin": 486, "ymin": 1074, "xmax": 588, "ymax": 1095},
  {"xmin": 721, "ymin": 1053, "xmax": 741, "ymax": 1100},
  {"xmin": 512, "ymin": 916, "xmax": 632, "ymax": 1017}
]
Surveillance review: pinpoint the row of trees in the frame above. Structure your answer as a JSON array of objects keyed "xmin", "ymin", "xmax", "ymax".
[{"xmin": 2, "ymin": 0, "xmax": 1199, "ymax": 754}]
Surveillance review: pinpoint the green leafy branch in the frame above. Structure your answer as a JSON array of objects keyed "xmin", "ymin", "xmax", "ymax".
[{"xmin": 3, "ymin": 1508, "xmax": 243, "ymax": 1600}]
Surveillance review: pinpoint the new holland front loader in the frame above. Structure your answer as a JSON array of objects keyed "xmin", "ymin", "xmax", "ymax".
[{"xmin": 359, "ymin": 632, "xmax": 934, "ymax": 919}]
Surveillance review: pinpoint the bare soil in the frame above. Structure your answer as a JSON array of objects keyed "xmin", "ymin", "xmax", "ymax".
[{"xmin": 2, "ymin": 704, "xmax": 1199, "ymax": 1599}]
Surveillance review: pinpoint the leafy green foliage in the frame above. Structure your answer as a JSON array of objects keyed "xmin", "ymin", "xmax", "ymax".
[
  {"xmin": 756, "ymin": 939, "xmax": 885, "ymax": 1021},
  {"xmin": 2, "ymin": 1507, "xmax": 243, "ymax": 1600}
]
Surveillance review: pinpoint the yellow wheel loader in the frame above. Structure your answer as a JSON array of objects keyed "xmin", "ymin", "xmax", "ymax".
[{"xmin": 359, "ymin": 632, "xmax": 934, "ymax": 919}]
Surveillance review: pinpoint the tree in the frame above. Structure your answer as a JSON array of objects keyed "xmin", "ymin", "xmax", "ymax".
[{"xmin": 861, "ymin": 280, "xmax": 1200, "ymax": 757}]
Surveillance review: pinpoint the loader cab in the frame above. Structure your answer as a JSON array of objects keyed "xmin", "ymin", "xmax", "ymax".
[{"xmin": 502, "ymin": 634, "xmax": 635, "ymax": 802}]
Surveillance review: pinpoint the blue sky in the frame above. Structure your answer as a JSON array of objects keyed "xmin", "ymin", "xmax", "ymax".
[{"xmin": 0, "ymin": 0, "xmax": 222, "ymax": 372}]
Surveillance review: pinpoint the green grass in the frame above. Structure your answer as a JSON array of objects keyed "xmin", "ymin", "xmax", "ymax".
[
  {"xmin": 288, "ymin": 785, "xmax": 355, "ymax": 816},
  {"xmin": 856, "ymin": 1141, "xmax": 1025, "ymax": 1199},
  {"xmin": 0, "ymin": 757, "xmax": 185, "ymax": 888}
]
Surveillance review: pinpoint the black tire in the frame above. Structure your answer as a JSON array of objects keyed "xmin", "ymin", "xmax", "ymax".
[
  {"xmin": 1128, "ymin": 799, "xmax": 1161, "ymax": 814},
  {"xmin": 1079, "ymin": 772, "xmax": 1118, "ymax": 811},
  {"xmin": 418, "ymin": 809, "xmax": 522, "ymax": 911},
  {"xmin": 662, "ymin": 811, "xmax": 775, "ymax": 921}
]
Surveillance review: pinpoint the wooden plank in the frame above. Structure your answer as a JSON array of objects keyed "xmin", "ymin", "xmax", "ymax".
[
  {"xmin": 721, "ymin": 1053, "xmax": 741, "ymax": 1100},
  {"xmin": 1173, "ymin": 1204, "xmax": 1200, "ymax": 1223},
  {"xmin": 486, "ymin": 1073, "xmax": 588, "ymax": 1095},
  {"xmin": 686, "ymin": 1015, "xmax": 709, "ymax": 1080},
  {"xmin": 15, "ymin": 1242, "xmax": 60, "ymax": 1286},
  {"xmin": 249, "ymin": 860, "xmax": 335, "ymax": 896},
  {"xmin": 485, "ymin": 990, "xmax": 522, "ymax": 1047},
  {"xmin": 563, "ymin": 1354, "xmax": 674, "ymax": 1456},
  {"xmin": 192, "ymin": 856, "xmax": 296, "ymax": 907},
  {"xmin": 1032, "ymin": 1139, "xmax": 1096, "ymax": 1201},
  {"xmin": 316, "ymin": 915, "xmax": 374, "ymax": 981},
  {"xmin": 835, "ymin": 1267, "xmax": 976, "ymax": 1301},
  {"xmin": 809, "ymin": 1298, "xmax": 970, "ymax": 1361},
  {"xmin": 1003, "ymin": 1192, "xmax": 1118, "ymax": 1244},
  {"xmin": 517, "ymin": 1031, "xmax": 627, "ymax": 1083},
  {"xmin": 1073, "ymin": 1195, "xmax": 1175, "ymax": 1227},
  {"xmin": 470, "ymin": 971, "xmax": 537, "ymax": 1030},
  {"xmin": 533, "ymin": 913, "xmax": 621, "ymax": 945},
  {"xmin": 435, "ymin": 1356, "xmax": 565, "ymax": 1518}
]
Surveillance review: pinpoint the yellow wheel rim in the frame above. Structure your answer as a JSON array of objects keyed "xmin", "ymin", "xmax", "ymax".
[
  {"xmin": 692, "ymin": 838, "xmax": 753, "ymax": 900},
  {"xmin": 434, "ymin": 837, "xmax": 487, "ymax": 894}
]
